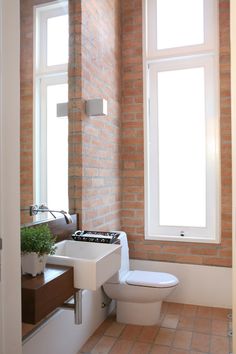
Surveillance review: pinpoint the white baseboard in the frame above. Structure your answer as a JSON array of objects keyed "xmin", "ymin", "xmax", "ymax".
[{"xmin": 130, "ymin": 259, "xmax": 232, "ymax": 309}]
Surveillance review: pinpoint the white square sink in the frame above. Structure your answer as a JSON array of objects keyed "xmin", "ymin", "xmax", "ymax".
[{"xmin": 47, "ymin": 240, "xmax": 121, "ymax": 291}]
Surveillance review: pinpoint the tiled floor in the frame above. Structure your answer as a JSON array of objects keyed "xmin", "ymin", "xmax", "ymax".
[{"xmin": 78, "ymin": 302, "xmax": 232, "ymax": 354}]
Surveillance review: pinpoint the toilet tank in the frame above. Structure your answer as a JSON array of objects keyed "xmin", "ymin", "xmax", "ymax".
[{"xmin": 105, "ymin": 231, "xmax": 130, "ymax": 284}]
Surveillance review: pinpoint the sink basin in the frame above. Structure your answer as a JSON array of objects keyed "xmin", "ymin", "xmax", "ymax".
[{"xmin": 47, "ymin": 240, "xmax": 121, "ymax": 291}]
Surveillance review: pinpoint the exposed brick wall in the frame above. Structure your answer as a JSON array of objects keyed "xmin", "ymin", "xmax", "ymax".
[
  {"xmin": 121, "ymin": 0, "xmax": 232, "ymax": 267},
  {"xmin": 69, "ymin": 0, "xmax": 122, "ymax": 230},
  {"xmin": 20, "ymin": 0, "xmax": 54, "ymax": 224}
]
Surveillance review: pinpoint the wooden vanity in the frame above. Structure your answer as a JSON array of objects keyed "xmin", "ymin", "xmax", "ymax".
[{"xmin": 22, "ymin": 264, "xmax": 74, "ymax": 324}]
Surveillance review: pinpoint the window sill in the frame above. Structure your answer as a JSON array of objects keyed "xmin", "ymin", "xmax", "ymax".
[{"xmin": 145, "ymin": 234, "xmax": 220, "ymax": 244}]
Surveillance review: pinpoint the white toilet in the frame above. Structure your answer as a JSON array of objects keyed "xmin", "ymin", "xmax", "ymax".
[{"xmin": 103, "ymin": 232, "xmax": 179, "ymax": 326}]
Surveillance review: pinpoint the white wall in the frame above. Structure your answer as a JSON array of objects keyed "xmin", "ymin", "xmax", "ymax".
[
  {"xmin": 0, "ymin": 0, "xmax": 22, "ymax": 353},
  {"xmin": 23, "ymin": 288, "xmax": 114, "ymax": 354},
  {"xmin": 131, "ymin": 260, "xmax": 232, "ymax": 308}
]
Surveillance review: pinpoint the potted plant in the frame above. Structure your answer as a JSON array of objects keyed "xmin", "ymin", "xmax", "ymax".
[{"xmin": 21, "ymin": 224, "xmax": 56, "ymax": 277}]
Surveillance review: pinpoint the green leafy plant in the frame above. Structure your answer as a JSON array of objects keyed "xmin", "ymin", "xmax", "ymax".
[{"xmin": 21, "ymin": 224, "xmax": 56, "ymax": 256}]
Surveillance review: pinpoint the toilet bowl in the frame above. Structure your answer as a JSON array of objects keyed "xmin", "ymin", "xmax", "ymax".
[{"xmin": 103, "ymin": 232, "xmax": 179, "ymax": 325}]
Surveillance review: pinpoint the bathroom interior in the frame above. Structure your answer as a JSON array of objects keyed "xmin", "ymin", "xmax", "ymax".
[{"xmin": 1, "ymin": 0, "xmax": 236, "ymax": 353}]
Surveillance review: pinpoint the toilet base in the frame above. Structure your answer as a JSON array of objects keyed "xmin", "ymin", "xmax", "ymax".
[{"xmin": 116, "ymin": 300, "xmax": 162, "ymax": 326}]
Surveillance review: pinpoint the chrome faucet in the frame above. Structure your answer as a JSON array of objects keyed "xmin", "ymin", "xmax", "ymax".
[{"xmin": 29, "ymin": 204, "xmax": 73, "ymax": 224}]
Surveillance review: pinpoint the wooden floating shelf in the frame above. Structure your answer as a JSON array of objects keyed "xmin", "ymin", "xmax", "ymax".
[{"xmin": 22, "ymin": 264, "xmax": 74, "ymax": 324}]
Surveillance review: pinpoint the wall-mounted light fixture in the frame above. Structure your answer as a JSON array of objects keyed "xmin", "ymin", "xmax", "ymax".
[
  {"xmin": 85, "ymin": 98, "xmax": 108, "ymax": 117},
  {"xmin": 57, "ymin": 102, "xmax": 68, "ymax": 117}
]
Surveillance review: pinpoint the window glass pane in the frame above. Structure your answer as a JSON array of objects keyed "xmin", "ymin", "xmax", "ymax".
[
  {"xmin": 47, "ymin": 83, "xmax": 68, "ymax": 211},
  {"xmin": 157, "ymin": 67, "xmax": 206, "ymax": 227},
  {"xmin": 156, "ymin": 0, "xmax": 204, "ymax": 50},
  {"xmin": 47, "ymin": 15, "xmax": 68, "ymax": 66}
]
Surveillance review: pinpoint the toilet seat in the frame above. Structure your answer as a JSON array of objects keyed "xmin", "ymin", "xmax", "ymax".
[{"xmin": 126, "ymin": 270, "xmax": 178, "ymax": 288}]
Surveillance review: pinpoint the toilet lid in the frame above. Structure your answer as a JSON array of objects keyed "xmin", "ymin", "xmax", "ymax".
[{"xmin": 126, "ymin": 270, "xmax": 179, "ymax": 288}]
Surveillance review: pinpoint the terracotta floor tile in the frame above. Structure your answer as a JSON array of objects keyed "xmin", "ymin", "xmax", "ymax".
[
  {"xmin": 129, "ymin": 341, "xmax": 151, "ymax": 354},
  {"xmin": 80, "ymin": 334, "xmax": 101, "ymax": 353},
  {"xmin": 120, "ymin": 324, "xmax": 143, "ymax": 341},
  {"xmin": 169, "ymin": 349, "xmax": 190, "ymax": 354},
  {"xmin": 91, "ymin": 336, "xmax": 116, "ymax": 354},
  {"xmin": 181, "ymin": 304, "xmax": 197, "ymax": 318},
  {"xmin": 212, "ymin": 307, "xmax": 231, "ymax": 320},
  {"xmin": 78, "ymin": 303, "xmax": 230, "ymax": 354},
  {"xmin": 196, "ymin": 306, "xmax": 213, "ymax": 319},
  {"xmin": 139, "ymin": 325, "xmax": 160, "ymax": 343},
  {"xmin": 211, "ymin": 319, "xmax": 228, "ymax": 336},
  {"xmin": 210, "ymin": 335, "xmax": 230, "ymax": 354},
  {"xmin": 193, "ymin": 317, "xmax": 212, "ymax": 334},
  {"xmin": 166, "ymin": 303, "xmax": 184, "ymax": 315},
  {"xmin": 173, "ymin": 330, "xmax": 192, "ymax": 350},
  {"xmin": 155, "ymin": 328, "xmax": 175, "ymax": 346},
  {"xmin": 177, "ymin": 316, "xmax": 195, "ymax": 330},
  {"xmin": 150, "ymin": 344, "xmax": 170, "ymax": 354},
  {"xmin": 162, "ymin": 314, "xmax": 179, "ymax": 329},
  {"xmin": 109, "ymin": 339, "xmax": 134, "ymax": 354},
  {"xmin": 104, "ymin": 322, "xmax": 126, "ymax": 337},
  {"xmin": 94, "ymin": 318, "xmax": 114, "ymax": 336},
  {"xmin": 191, "ymin": 332, "xmax": 210, "ymax": 353}
]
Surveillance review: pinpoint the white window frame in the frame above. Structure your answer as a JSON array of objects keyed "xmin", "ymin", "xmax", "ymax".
[
  {"xmin": 143, "ymin": 0, "xmax": 220, "ymax": 243},
  {"xmin": 35, "ymin": 1, "xmax": 68, "ymax": 75},
  {"xmin": 146, "ymin": 0, "xmax": 218, "ymax": 60},
  {"xmin": 33, "ymin": 1, "xmax": 68, "ymax": 211}
]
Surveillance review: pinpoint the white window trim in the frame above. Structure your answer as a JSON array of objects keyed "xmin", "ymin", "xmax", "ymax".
[
  {"xmin": 143, "ymin": 0, "xmax": 221, "ymax": 243},
  {"xmin": 147, "ymin": 0, "xmax": 218, "ymax": 60},
  {"xmin": 35, "ymin": 1, "xmax": 68, "ymax": 75},
  {"xmin": 33, "ymin": 1, "xmax": 68, "ymax": 212}
]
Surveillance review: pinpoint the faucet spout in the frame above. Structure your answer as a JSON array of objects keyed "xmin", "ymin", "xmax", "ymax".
[{"xmin": 60, "ymin": 210, "xmax": 73, "ymax": 224}]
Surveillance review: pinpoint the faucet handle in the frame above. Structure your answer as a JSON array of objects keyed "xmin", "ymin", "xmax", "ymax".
[
  {"xmin": 29, "ymin": 204, "xmax": 39, "ymax": 216},
  {"xmin": 39, "ymin": 203, "xmax": 47, "ymax": 209}
]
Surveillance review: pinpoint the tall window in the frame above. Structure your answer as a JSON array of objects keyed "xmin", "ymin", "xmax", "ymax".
[
  {"xmin": 144, "ymin": 0, "xmax": 220, "ymax": 243},
  {"xmin": 34, "ymin": 1, "xmax": 69, "ymax": 213}
]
